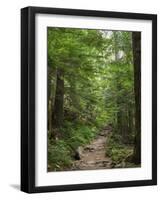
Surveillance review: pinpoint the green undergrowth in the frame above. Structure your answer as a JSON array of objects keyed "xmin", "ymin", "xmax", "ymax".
[
  {"xmin": 48, "ymin": 121, "xmax": 99, "ymax": 171},
  {"xmin": 106, "ymin": 134, "xmax": 134, "ymax": 167}
]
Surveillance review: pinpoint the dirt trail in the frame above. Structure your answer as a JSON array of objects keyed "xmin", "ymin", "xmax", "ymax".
[{"xmin": 72, "ymin": 127, "xmax": 112, "ymax": 170}]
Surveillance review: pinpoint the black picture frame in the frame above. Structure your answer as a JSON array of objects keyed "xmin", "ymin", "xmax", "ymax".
[{"xmin": 21, "ymin": 6, "xmax": 157, "ymax": 193}]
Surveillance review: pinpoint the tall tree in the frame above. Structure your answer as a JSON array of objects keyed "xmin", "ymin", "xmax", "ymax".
[
  {"xmin": 113, "ymin": 32, "xmax": 122, "ymax": 136},
  {"xmin": 52, "ymin": 68, "xmax": 64, "ymax": 129},
  {"xmin": 132, "ymin": 32, "xmax": 141, "ymax": 164}
]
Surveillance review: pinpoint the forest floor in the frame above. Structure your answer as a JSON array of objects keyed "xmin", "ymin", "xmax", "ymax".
[{"xmin": 71, "ymin": 126, "xmax": 112, "ymax": 170}]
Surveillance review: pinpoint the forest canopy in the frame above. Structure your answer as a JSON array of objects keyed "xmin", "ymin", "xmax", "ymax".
[{"xmin": 47, "ymin": 27, "xmax": 141, "ymax": 171}]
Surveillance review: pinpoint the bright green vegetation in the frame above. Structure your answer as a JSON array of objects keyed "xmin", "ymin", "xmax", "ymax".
[
  {"xmin": 48, "ymin": 122, "xmax": 98, "ymax": 171},
  {"xmin": 47, "ymin": 28, "xmax": 141, "ymax": 171}
]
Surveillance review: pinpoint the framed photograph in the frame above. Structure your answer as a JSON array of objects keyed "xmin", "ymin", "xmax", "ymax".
[{"xmin": 21, "ymin": 6, "xmax": 157, "ymax": 193}]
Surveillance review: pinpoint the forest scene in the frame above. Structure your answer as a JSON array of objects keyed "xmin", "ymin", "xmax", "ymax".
[{"xmin": 47, "ymin": 27, "xmax": 141, "ymax": 172}]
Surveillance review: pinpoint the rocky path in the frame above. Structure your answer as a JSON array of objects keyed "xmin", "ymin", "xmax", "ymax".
[{"xmin": 72, "ymin": 127, "xmax": 112, "ymax": 170}]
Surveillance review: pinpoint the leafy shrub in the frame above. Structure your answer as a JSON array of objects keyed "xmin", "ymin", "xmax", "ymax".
[
  {"xmin": 106, "ymin": 135, "xmax": 133, "ymax": 166},
  {"xmin": 66, "ymin": 124, "xmax": 97, "ymax": 153},
  {"xmin": 48, "ymin": 121, "xmax": 98, "ymax": 171},
  {"xmin": 48, "ymin": 139, "xmax": 72, "ymax": 171}
]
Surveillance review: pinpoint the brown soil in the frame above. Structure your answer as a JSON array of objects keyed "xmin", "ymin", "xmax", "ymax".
[{"xmin": 72, "ymin": 127, "xmax": 112, "ymax": 170}]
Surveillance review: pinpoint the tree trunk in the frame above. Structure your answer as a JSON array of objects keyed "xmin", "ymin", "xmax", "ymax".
[
  {"xmin": 47, "ymin": 66, "xmax": 51, "ymax": 132},
  {"xmin": 48, "ymin": 67, "xmax": 57, "ymax": 136},
  {"xmin": 128, "ymin": 106, "xmax": 134, "ymax": 141},
  {"xmin": 128, "ymin": 108, "xmax": 132, "ymax": 134},
  {"xmin": 114, "ymin": 32, "xmax": 123, "ymax": 136},
  {"xmin": 122, "ymin": 109, "xmax": 129, "ymax": 143},
  {"xmin": 132, "ymin": 32, "xmax": 141, "ymax": 164},
  {"xmin": 117, "ymin": 109, "xmax": 123, "ymax": 135},
  {"xmin": 52, "ymin": 68, "xmax": 64, "ymax": 129}
]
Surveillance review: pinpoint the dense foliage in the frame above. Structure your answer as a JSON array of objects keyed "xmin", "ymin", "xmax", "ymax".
[{"xmin": 47, "ymin": 28, "xmax": 141, "ymax": 171}]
